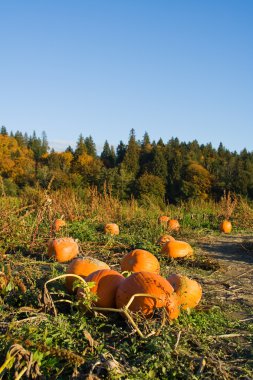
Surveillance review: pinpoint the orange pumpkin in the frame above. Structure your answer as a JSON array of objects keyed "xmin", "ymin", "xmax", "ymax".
[
  {"xmin": 65, "ymin": 257, "xmax": 110, "ymax": 293},
  {"xmin": 116, "ymin": 271, "xmax": 180, "ymax": 319},
  {"xmin": 167, "ymin": 274, "xmax": 202, "ymax": 310},
  {"xmin": 167, "ymin": 219, "xmax": 180, "ymax": 231},
  {"xmin": 161, "ymin": 240, "xmax": 193, "ymax": 259},
  {"xmin": 220, "ymin": 220, "xmax": 232, "ymax": 234},
  {"xmin": 121, "ymin": 249, "xmax": 160, "ymax": 274},
  {"xmin": 77, "ymin": 269, "xmax": 124, "ymax": 308},
  {"xmin": 104, "ymin": 223, "xmax": 120, "ymax": 235},
  {"xmin": 47, "ymin": 237, "xmax": 78, "ymax": 263},
  {"xmin": 54, "ymin": 219, "xmax": 66, "ymax": 232},
  {"xmin": 156, "ymin": 234, "xmax": 175, "ymax": 246},
  {"xmin": 158, "ymin": 215, "xmax": 170, "ymax": 225}
]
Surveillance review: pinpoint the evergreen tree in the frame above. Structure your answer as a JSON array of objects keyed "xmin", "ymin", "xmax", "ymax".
[
  {"xmin": 28, "ymin": 131, "xmax": 49, "ymax": 163},
  {"xmin": 84, "ymin": 135, "xmax": 97, "ymax": 157},
  {"xmin": 141, "ymin": 131, "xmax": 151, "ymax": 147},
  {"xmin": 149, "ymin": 145, "xmax": 168, "ymax": 181},
  {"xmin": 14, "ymin": 131, "xmax": 26, "ymax": 147},
  {"xmin": 0, "ymin": 126, "xmax": 8, "ymax": 135},
  {"xmin": 74, "ymin": 134, "xmax": 87, "ymax": 157},
  {"xmin": 116, "ymin": 140, "xmax": 126, "ymax": 164},
  {"xmin": 101, "ymin": 140, "xmax": 116, "ymax": 168},
  {"xmin": 121, "ymin": 129, "xmax": 140, "ymax": 176}
]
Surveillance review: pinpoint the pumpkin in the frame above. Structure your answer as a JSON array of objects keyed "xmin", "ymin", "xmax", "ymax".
[
  {"xmin": 54, "ymin": 218, "xmax": 66, "ymax": 232},
  {"xmin": 161, "ymin": 240, "xmax": 193, "ymax": 259},
  {"xmin": 77, "ymin": 269, "xmax": 124, "ymax": 308},
  {"xmin": 47, "ymin": 237, "xmax": 78, "ymax": 263},
  {"xmin": 167, "ymin": 219, "xmax": 180, "ymax": 231},
  {"xmin": 65, "ymin": 257, "xmax": 110, "ymax": 293},
  {"xmin": 156, "ymin": 234, "xmax": 175, "ymax": 246},
  {"xmin": 121, "ymin": 249, "xmax": 160, "ymax": 274},
  {"xmin": 116, "ymin": 271, "xmax": 180, "ymax": 319},
  {"xmin": 220, "ymin": 220, "xmax": 232, "ymax": 234},
  {"xmin": 158, "ymin": 215, "xmax": 169, "ymax": 225},
  {"xmin": 167, "ymin": 274, "xmax": 202, "ymax": 310},
  {"xmin": 104, "ymin": 223, "xmax": 120, "ymax": 235}
]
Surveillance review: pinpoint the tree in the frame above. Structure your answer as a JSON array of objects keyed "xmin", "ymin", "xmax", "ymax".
[
  {"xmin": 84, "ymin": 135, "xmax": 97, "ymax": 157},
  {"xmin": 74, "ymin": 134, "xmax": 87, "ymax": 158},
  {"xmin": 181, "ymin": 162, "xmax": 212, "ymax": 200},
  {"xmin": 137, "ymin": 173, "xmax": 166, "ymax": 205},
  {"xmin": 121, "ymin": 129, "xmax": 140, "ymax": 176},
  {"xmin": 0, "ymin": 126, "xmax": 8, "ymax": 135},
  {"xmin": 149, "ymin": 145, "xmax": 167, "ymax": 181},
  {"xmin": 27, "ymin": 131, "xmax": 49, "ymax": 174},
  {"xmin": 116, "ymin": 140, "xmax": 126, "ymax": 164},
  {"xmin": 101, "ymin": 140, "xmax": 116, "ymax": 168}
]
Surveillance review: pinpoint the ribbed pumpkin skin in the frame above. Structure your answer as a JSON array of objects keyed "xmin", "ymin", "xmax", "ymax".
[
  {"xmin": 220, "ymin": 220, "xmax": 232, "ymax": 234},
  {"xmin": 161, "ymin": 240, "xmax": 193, "ymax": 258},
  {"xmin": 167, "ymin": 219, "xmax": 180, "ymax": 231},
  {"xmin": 158, "ymin": 215, "xmax": 170, "ymax": 225},
  {"xmin": 167, "ymin": 274, "xmax": 202, "ymax": 310},
  {"xmin": 121, "ymin": 249, "xmax": 160, "ymax": 274},
  {"xmin": 47, "ymin": 238, "xmax": 78, "ymax": 263},
  {"xmin": 116, "ymin": 271, "xmax": 180, "ymax": 319},
  {"xmin": 54, "ymin": 219, "xmax": 66, "ymax": 232},
  {"xmin": 80, "ymin": 269, "xmax": 124, "ymax": 308},
  {"xmin": 104, "ymin": 223, "xmax": 119, "ymax": 235},
  {"xmin": 65, "ymin": 257, "xmax": 110, "ymax": 293},
  {"xmin": 156, "ymin": 234, "xmax": 175, "ymax": 246}
]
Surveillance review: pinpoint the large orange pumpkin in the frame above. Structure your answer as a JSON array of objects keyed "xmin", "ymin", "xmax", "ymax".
[
  {"xmin": 78, "ymin": 269, "xmax": 124, "ymax": 308},
  {"xmin": 167, "ymin": 274, "xmax": 202, "ymax": 310},
  {"xmin": 156, "ymin": 234, "xmax": 175, "ymax": 246},
  {"xmin": 161, "ymin": 240, "xmax": 193, "ymax": 259},
  {"xmin": 54, "ymin": 219, "xmax": 66, "ymax": 232},
  {"xmin": 158, "ymin": 215, "xmax": 170, "ymax": 226},
  {"xmin": 220, "ymin": 220, "xmax": 232, "ymax": 234},
  {"xmin": 121, "ymin": 249, "xmax": 160, "ymax": 274},
  {"xmin": 116, "ymin": 271, "xmax": 180, "ymax": 319},
  {"xmin": 47, "ymin": 238, "xmax": 78, "ymax": 263},
  {"xmin": 167, "ymin": 219, "xmax": 180, "ymax": 231},
  {"xmin": 65, "ymin": 257, "xmax": 110, "ymax": 293}
]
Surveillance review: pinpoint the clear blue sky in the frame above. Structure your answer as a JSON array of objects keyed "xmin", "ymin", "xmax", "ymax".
[{"xmin": 1, "ymin": 0, "xmax": 252, "ymax": 153}]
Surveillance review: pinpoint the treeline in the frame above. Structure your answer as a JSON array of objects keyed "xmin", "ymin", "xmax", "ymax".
[{"xmin": 1, "ymin": 125, "xmax": 253, "ymax": 203}]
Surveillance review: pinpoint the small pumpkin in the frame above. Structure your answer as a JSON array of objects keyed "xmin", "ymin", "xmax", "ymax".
[
  {"xmin": 167, "ymin": 219, "xmax": 180, "ymax": 231},
  {"xmin": 77, "ymin": 269, "xmax": 124, "ymax": 308},
  {"xmin": 116, "ymin": 271, "xmax": 180, "ymax": 319},
  {"xmin": 104, "ymin": 223, "xmax": 120, "ymax": 235},
  {"xmin": 47, "ymin": 237, "xmax": 78, "ymax": 263},
  {"xmin": 158, "ymin": 215, "xmax": 169, "ymax": 226},
  {"xmin": 167, "ymin": 274, "xmax": 202, "ymax": 310},
  {"xmin": 65, "ymin": 257, "xmax": 110, "ymax": 293},
  {"xmin": 121, "ymin": 249, "xmax": 160, "ymax": 274},
  {"xmin": 161, "ymin": 240, "xmax": 193, "ymax": 259},
  {"xmin": 54, "ymin": 218, "xmax": 66, "ymax": 232},
  {"xmin": 220, "ymin": 220, "xmax": 232, "ymax": 234},
  {"xmin": 156, "ymin": 234, "xmax": 175, "ymax": 246}
]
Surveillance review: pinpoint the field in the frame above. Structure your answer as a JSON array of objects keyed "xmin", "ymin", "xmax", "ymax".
[{"xmin": 0, "ymin": 188, "xmax": 253, "ymax": 379}]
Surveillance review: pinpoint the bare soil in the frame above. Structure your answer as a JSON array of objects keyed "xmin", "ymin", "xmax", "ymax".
[{"xmin": 197, "ymin": 234, "xmax": 253, "ymax": 319}]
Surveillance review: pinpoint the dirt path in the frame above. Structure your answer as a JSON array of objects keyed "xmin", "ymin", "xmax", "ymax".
[{"xmin": 197, "ymin": 234, "xmax": 253, "ymax": 318}]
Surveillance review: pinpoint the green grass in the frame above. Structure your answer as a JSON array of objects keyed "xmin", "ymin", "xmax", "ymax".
[{"xmin": 0, "ymin": 192, "xmax": 253, "ymax": 379}]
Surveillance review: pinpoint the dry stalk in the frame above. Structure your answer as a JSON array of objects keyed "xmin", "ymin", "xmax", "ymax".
[
  {"xmin": 43, "ymin": 274, "xmax": 89, "ymax": 315},
  {"xmin": 218, "ymin": 190, "xmax": 237, "ymax": 220},
  {"xmin": 43, "ymin": 274, "xmax": 169, "ymax": 338}
]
